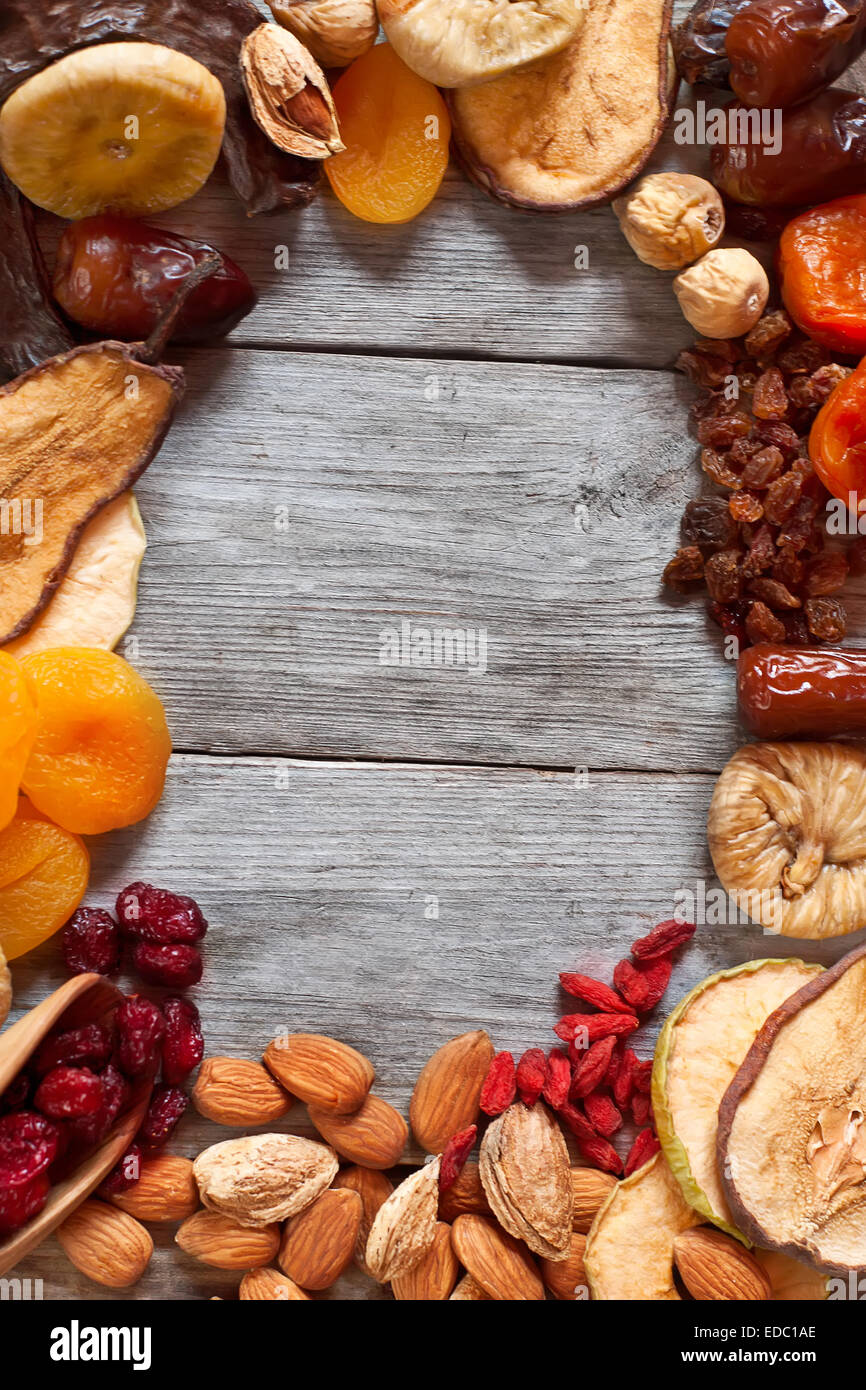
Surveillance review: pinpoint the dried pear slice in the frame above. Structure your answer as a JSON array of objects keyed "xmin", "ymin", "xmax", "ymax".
[
  {"xmin": 0, "ymin": 346, "xmax": 180, "ymax": 645},
  {"xmin": 377, "ymin": 0, "xmax": 587, "ymax": 89},
  {"xmin": 653, "ymin": 958, "xmax": 823, "ymax": 1239},
  {"xmin": 0, "ymin": 43, "xmax": 226, "ymax": 219},
  {"xmin": 449, "ymin": 0, "xmax": 676, "ymax": 210},
  {"xmin": 5, "ymin": 494, "xmax": 146, "ymax": 660},
  {"xmin": 708, "ymin": 741, "xmax": 866, "ymax": 939},
  {"xmin": 719, "ymin": 943, "xmax": 866, "ymax": 1275},
  {"xmin": 754, "ymin": 1250, "xmax": 827, "ymax": 1301},
  {"xmin": 585, "ymin": 1151, "xmax": 702, "ymax": 1299}
]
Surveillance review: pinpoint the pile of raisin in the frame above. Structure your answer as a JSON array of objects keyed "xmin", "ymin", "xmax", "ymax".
[{"xmin": 664, "ymin": 310, "xmax": 858, "ymax": 649}]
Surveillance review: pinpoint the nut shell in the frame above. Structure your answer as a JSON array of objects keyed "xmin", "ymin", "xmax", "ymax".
[
  {"xmin": 193, "ymin": 1132, "xmax": 338, "ymax": 1228},
  {"xmin": 365, "ymin": 1157, "xmax": 441, "ymax": 1283},
  {"xmin": 269, "ymin": 0, "xmax": 378, "ymax": 67},
  {"xmin": 479, "ymin": 1101, "xmax": 572, "ymax": 1260}
]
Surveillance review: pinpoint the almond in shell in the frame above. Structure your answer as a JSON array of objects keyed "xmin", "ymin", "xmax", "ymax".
[
  {"xmin": 279, "ymin": 1187, "xmax": 362, "ymax": 1290},
  {"xmin": 410, "ymin": 1030, "xmax": 493, "ymax": 1153},
  {"xmin": 192, "ymin": 1056, "xmax": 293, "ymax": 1126},
  {"xmin": 479, "ymin": 1101, "xmax": 572, "ymax": 1260},
  {"xmin": 108, "ymin": 1154, "xmax": 198, "ymax": 1223},
  {"xmin": 365, "ymin": 1157, "xmax": 441, "ymax": 1284},
  {"xmin": 57, "ymin": 1200, "xmax": 153, "ymax": 1288},
  {"xmin": 332, "ymin": 1164, "xmax": 394, "ymax": 1272},
  {"xmin": 193, "ymin": 1132, "xmax": 338, "ymax": 1228},
  {"xmin": 240, "ymin": 1266, "xmax": 310, "ymax": 1300},
  {"xmin": 176, "ymin": 1210, "xmax": 281, "ymax": 1269},
  {"xmin": 264, "ymin": 1032, "xmax": 374, "ymax": 1114},
  {"xmin": 450, "ymin": 1213, "xmax": 545, "ymax": 1301},
  {"xmin": 392, "ymin": 1221, "xmax": 459, "ymax": 1300},
  {"xmin": 308, "ymin": 1092, "xmax": 407, "ymax": 1169}
]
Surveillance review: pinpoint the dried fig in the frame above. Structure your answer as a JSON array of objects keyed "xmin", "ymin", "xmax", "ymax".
[{"xmin": 269, "ymin": 0, "xmax": 378, "ymax": 68}]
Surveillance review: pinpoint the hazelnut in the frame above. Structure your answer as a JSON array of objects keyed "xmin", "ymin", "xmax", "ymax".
[
  {"xmin": 673, "ymin": 248, "xmax": 769, "ymax": 338},
  {"xmin": 613, "ymin": 173, "xmax": 724, "ymax": 271},
  {"xmin": 268, "ymin": 0, "xmax": 378, "ymax": 68}
]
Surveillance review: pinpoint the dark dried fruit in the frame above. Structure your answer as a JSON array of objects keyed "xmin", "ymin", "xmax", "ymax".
[
  {"xmin": 663, "ymin": 545, "xmax": 704, "ymax": 592},
  {"xmin": 0, "ymin": 1072, "xmax": 31, "ymax": 1113},
  {"xmin": 131, "ymin": 943, "xmax": 203, "ymax": 989},
  {"xmin": 0, "ymin": 169, "xmax": 71, "ymax": 383},
  {"xmin": 116, "ymin": 882, "xmax": 208, "ymax": 944},
  {"xmin": 161, "ymin": 996, "xmax": 204, "ymax": 1086},
  {"xmin": 138, "ymin": 1085, "xmax": 189, "ymax": 1152},
  {"xmin": 696, "ymin": 412, "xmax": 753, "ymax": 449},
  {"xmin": 34, "ymin": 1065, "xmax": 103, "ymax": 1119},
  {"xmin": 744, "ymin": 311, "xmax": 792, "ymax": 360},
  {"xmin": 748, "ymin": 577, "xmax": 801, "ymax": 610},
  {"xmin": 683, "ymin": 496, "xmax": 739, "ymax": 550},
  {"xmin": 61, "ymin": 907, "xmax": 120, "ymax": 977},
  {"xmin": 764, "ymin": 472, "xmax": 804, "ymax": 526},
  {"xmin": 742, "ymin": 447, "xmax": 784, "ymax": 489},
  {"xmin": 98, "ymin": 1143, "xmax": 143, "ymax": 1199},
  {"xmin": 115, "ymin": 997, "xmax": 166, "ymax": 1079},
  {"xmin": 68, "ymin": 1064, "xmax": 129, "ymax": 1147},
  {"xmin": 805, "ymin": 552, "xmax": 849, "ymax": 596},
  {"xmin": 479, "ymin": 1052, "xmax": 516, "ymax": 1117},
  {"xmin": 34, "ymin": 1022, "xmax": 112, "ymax": 1077},
  {"xmin": 439, "ymin": 1125, "xmax": 477, "ymax": 1193},
  {"xmin": 746, "ymin": 601, "xmax": 786, "ymax": 645},
  {"xmin": 0, "ymin": 1110, "xmax": 61, "ymax": 1180},
  {"xmin": 805, "ymin": 596, "xmax": 847, "ymax": 641}
]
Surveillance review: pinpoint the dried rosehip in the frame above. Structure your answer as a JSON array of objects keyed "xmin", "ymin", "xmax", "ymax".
[
  {"xmin": 68, "ymin": 1064, "xmax": 129, "ymax": 1147},
  {"xmin": 131, "ymin": 942, "xmax": 203, "ymax": 989},
  {"xmin": 115, "ymin": 997, "xmax": 166, "ymax": 1078},
  {"xmin": 98, "ymin": 1142, "xmax": 143, "ymax": 1198},
  {"xmin": 34, "ymin": 1022, "xmax": 112, "ymax": 1077},
  {"xmin": 116, "ymin": 882, "xmax": 208, "ymax": 944},
  {"xmin": 34, "ymin": 1066, "xmax": 103, "ymax": 1119},
  {"xmin": 61, "ymin": 906, "xmax": 120, "ymax": 977},
  {"xmin": 138, "ymin": 1085, "xmax": 189, "ymax": 1152},
  {"xmin": 162, "ymin": 996, "xmax": 204, "ymax": 1085},
  {"xmin": 0, "ymin": 1171, "xmax": 50, "ymax": 1233}
]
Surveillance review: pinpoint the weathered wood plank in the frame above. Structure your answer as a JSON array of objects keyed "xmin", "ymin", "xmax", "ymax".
[{"xmin": 10, "ymin": 754, "xmax": 849, "ymax": 1299}]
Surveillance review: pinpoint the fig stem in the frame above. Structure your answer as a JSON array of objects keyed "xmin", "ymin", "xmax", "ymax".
[{"xmin": 136, "ymin": 250, "xmax": 223, "ymax": 364}]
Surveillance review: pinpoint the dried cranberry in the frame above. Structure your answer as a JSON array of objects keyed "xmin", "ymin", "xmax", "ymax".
[
  {"xmin": 138, "ymin": 1085, "xmax": 189, "ymax": 1152},
  {"xmin": 162, "ymin": 996, "xmax": 204, "ymax": 1085},
  {"xmin": 61, "ymin": 907, "xmax": 120, "ymax": 977},
  {"xmin": 0, "ymin": 1172, "xmax": 50, "ymax": 1233},
  {"xmin": 68, "ymin": 1064, "xmax": 129, "ymax": 1147},
  {"xmin": 98, "ymin": 1143, "xmax": 143, "ymax": 1198},
  {"xmin": 34, "ymin": 1022, "xmax": 113, "ymax": 1077},
  {"xmin": 0, "ymin": 1110, "xmax": 61, "ymax": 1180},
  {"xmin": 132, "ymin": 943, "xmax": 203, "ymax": 989},
  {"xmin": 116, "ymin": 882, "xmax": 208, "ymax": 944},
  {"xmin": 0, "ymin": 1072, "xmax": 31, "ymax": 1113},
  {"xmin": 115, "ymin": 997, "xmax": 166, "ymax": 1078},
  {"xmin": 34, "ymin": 1066, "xmax": 103, "ymax": 1120}
]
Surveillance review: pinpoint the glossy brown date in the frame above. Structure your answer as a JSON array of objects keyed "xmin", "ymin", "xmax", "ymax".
[
  {"xmin": 727, "ymin": 0, "xmax": 866, "ymax": 109},
  {"xmin": 739, "ymin": 644, "xmax": 866, "ymax": 738},
  {"xmin": 710, "ymin": 91, "xmax": 866, "ymax": 206},
  {"xmin": 673, "ymin": 0, "xmax": 753, "ymax": 86},
  {"xmin": 53, "ymin": 216, "xmax": 257, "ymax": 344}
]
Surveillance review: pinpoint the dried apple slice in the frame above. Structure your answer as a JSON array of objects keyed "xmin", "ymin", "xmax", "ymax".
[
  {"xmin": 449, "ymin": 0, "xmax": 676, "ymax": 210},
  {"xmin": 5, "ymin": 494, "xmax": 146, "ymax": 659},
  {"xmin": 653, "ymin": 958, "xmax": 822, "ymax": 1238},
  {"xmin": 719, "ymin": 943, "xmax": 866, "ymax": 1275}
]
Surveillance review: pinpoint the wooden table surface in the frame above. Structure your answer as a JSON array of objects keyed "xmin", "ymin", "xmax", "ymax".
[{"xmin": 11, "ymin": 20, "xmax": 866, "ymax": 1299}]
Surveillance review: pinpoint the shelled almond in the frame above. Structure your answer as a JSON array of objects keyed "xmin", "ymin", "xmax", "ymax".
[
  {"xmin": 278, "ymin": 1188, "xmax": 361, "ymax": 1290},
  {"xmin": 57, "ymin": 1200, "xmax": 153, "ymax": 1289},
  {"xmin": 192, "ymin": 1056, "xmax": 293, "ymax": 1125}
]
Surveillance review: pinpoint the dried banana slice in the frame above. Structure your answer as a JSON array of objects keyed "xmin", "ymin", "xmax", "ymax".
[
  {"xmin": 377, "ymin": 0, "xmax": 587, "ymax": 89},
  {"xmin": 708, "ymin": 741, "xmax": 866, "ymax": 939}
]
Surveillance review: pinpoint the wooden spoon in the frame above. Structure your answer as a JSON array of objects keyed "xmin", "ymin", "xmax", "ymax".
[{"xmin": 0, "ymin": 974, "xmax": 152, "ymax": 1277}]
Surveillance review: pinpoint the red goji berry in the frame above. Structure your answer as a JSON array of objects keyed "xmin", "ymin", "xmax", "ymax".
[
  {"xmin": 516, "ymin": 1048, "xmax": 548, "ymax": 1107},
  {"xmin": 605, "ymin": 1043, "xmax": 623, "ymax": 1089},
  {"xmin": 439, "ymin": 1125, "xmax": 477, "ymax": 1193},
  {"xmin": 631, "ymin": 919, "xmax": 696, "ymax": 961},
  {"xmin": 542, "ymin": 1048, "xmax": 570, "ymax": 1110},
  {"xmin": 558, "ymin": 973, "xmax": 633, "ymax": 1014},
  {"xmin": 570, "ymin": 1036, "xmax": 616, "ymax": 1100},
  {"xmin": 555, "ymin": 1100, "xmax": 596, "ymax": 1145},
  {"xmin": 631, "ymin": 1090, "xmax": 652, "ymax": 1127},
  {"xmin": 553, "ymin": 1012, "xmax": 638, "ymax": 1045},
  {"xmin": 578, "ymin": 1133, "xmax": 623, "ymax": 1176},
  {"xmin": 624, "ymin": 1128, "xmax": 660, "ymax": 1177},
  {"xmin": 479, "ymin": 1051, "xmax": 516, "ymax": 1117},
  {"xmin": 612, "ymin": 1048, "xmax": 638, "ymax": 1110},
  {"xmin": 615, "ymin": 956, "xmax": 673, "ymax": 1012},
  {"xmin": 583, "ymin": 1091, "xmax": 622, "ymax": 1138},
  {"xmin": 633, "ymin": 1059, "xmax": 653, "ymax": 1095}
]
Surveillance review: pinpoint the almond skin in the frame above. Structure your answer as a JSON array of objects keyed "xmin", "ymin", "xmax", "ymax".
[
  {"xmin": 308, "ymin": 1092, "xmax": 408, "ymax": 1169},
  {"xmin": 264, "ymin": 1033, "xmax": 374, "ymax": 1114},
  {"xmin": 392, "ymin": 1221, "xmax": 459, "ymax": 1300},
  {"xmin": 410, "ymin": 1030, "xmax": 493, "ymax": 1153},
  {"xmin": 450, "ymin": 1214, "xmax": 544, "ymax": 1301},
  {"xmin": 193, "ymin": 1132, "xmax": 338, "ymax": 1227},
  {"xmin": 479, "ymin": 1101, "xmax": 572, "ymax": 1260},
  {"xmin": 673, "ymin": 1227, "xmax": 772, "ymax": 1301},
  {"xmin": 193, "ymin": 1056, "xmax": 293, "ymax": 1125},
  {"xmin": 450, "ymin": 1273, "xmax": 491, "ymax": 1300},
  {"xmin": 57, "ymin": 1200, "xmax": 153, "ymax": 1289},
  {"xmin": 570, "ymin": 1167, "xmax": 618, "ymax": 1234},
  {"xmin": 438, "ymin": 1158, "xmax": 491, "ymax": 1222},
  {"xmin": 240, "ymin": 1267, "xmax": 310, "ymax": 1300},
  {"xmin": 279, "ymin": 1188, "xmax": 362, "ymax": 1291},
  {"xmin": 540, "ymin": 1231, "xmax": 588, "ymax": 1300},
  {"xmin": 332, "ymin": 1164, "xmax": 394, "ymax": 1272},
  {"xmin": 176, "ymin": 1209, "xmax": 281, "ymax": 1269},
  {"xmin": 109, "ymin": 1155, "xmax": 198, "ymax": 1223}
]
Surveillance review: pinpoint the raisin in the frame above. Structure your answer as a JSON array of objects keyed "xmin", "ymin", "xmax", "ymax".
[
  {"xmin": 99, "ymin": 1143, "xmax": 143, "ymax": 1198},
  {"xmin": 746, "ymin": 601, "xmax": 786, "ymax": 645},
  {"xmin": 696, "ymin": 411, "xmax": 753, "ymax": 448},
  {"xmin": 729, "ymin": 491, "xmax": 763, "ymax": 524},
  {"xmin": 805, "ymin": 597, "xmax": 847, "ymax": 642},
  {"xmin": 744, "ymin": 310, "xmax": 792, "ymax": 359},
  {"xmin": 783, "ymin": 610, "xmax": 811, "ymax": 645},
  {"xmin": 61, "ymin": 907, "xmax": 120, "ymax": 977},
  {"xmin": 704, "ymin": 548, "xmax": 743, "ymax": 603},
  {"xmin": 683, "ymin": 496, "xmax": 738, "ymax": 549},
  {"xmin": 162, "ymin": 996, "xmax": 204, "ymax": 1085},
  {"xmin": 787, "ymin": 375, "xmax": 819, "ymax": 411},
  {"xmin": 677, "ymin": 349, "xmax": 732, "ymax": 388},
  {"xmin": 132, "ymin": 942, "xmax": 203, "ymax": 989},
  {"xmin": 701, "ymin": 447, "xmax": 741, "ymax": 488},
  {"xmin": 663, "ymin": 545, "xmax": 704, "ymax": 591},
  {"xmin": 138, "ymin": 1085, "xmax": 189, "ymax": 1152},
  {"xmin": 810, "ymin": 363, "xmax": 851, "ymax": 402},
  {"xmin": 777, "ymin": 338, "xmax": 830, "ymax": 374},
  {"xmin": 764, "ymin": 472, "xmax": 803, "ymax": 526},
  {"xmin": 115, "ymin": 996, "xmax": 166, "ymax": 1078},
  {"xmin": 748, "ymin": 577, "xmax": 801, "ymax": 609},
  {"xmin": 742, "ymin": 446, "xmax": 784, "ymax": 489},
  {"xmin": 116, "ymin": 882, "xmax": 208, "ymax": 944},
  {"xmin": 772, "ymin": 547, "xmax": 804, "ymax": 589},
  {"xmin": 34, "ymin": 1022, "xmax": 113, "ymax": 1077},
  {"xmin": 68, "ymin": 1063, "xmax": 129, "ymax": 1147},
  {"xmin": 742, "ymin": 524, "xmax": 777, "ymax": 578},
  {"xmin": 34, "ymin": 1065, "xmax": 103, "ymax": 1119},
  {"xmin": 805, "ymin": 552, "xmax": 849, "ymax": 596},
  {"xmin": 752, "ymin": 368, "xmax": 789, "ymax": 420},
  {"xmin": 848, "ymin": 536, "xmax": 866, "ymax": 575},
  {"xmin": 753, "ymin": 420, "xmax": 801, "ymax": 458}
]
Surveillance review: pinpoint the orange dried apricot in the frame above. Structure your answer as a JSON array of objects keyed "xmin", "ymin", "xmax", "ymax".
[
  {"xmin": 0, "ymin": 653, "xmax": 38, "ymax": 831},
  {"xmin": 0, "ymin": 797, "xmax": 89, "ymax": 960},
  {"xmin": 20, "ymin": 648, "xmax": 171, "ymax": 835},
  {"xmin": 326, "ymin": 44, "xmax": 450, "ymax": 224}
]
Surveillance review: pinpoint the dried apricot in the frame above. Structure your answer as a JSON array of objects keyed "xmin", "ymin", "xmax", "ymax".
[
  {"xmin": 0, "ymin": 798, "xmax": 89, "ymax": 961},
  {"xmin": 325, "ymin": 44, "xmax": 450, "ymax": 224},
  {"xmin": 0, "ymin": 653, "xmax": 38, "ymax": 830},
  {"xmin": 20, "ymin": 648, "xmax": 171, "ymax": 835}
]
